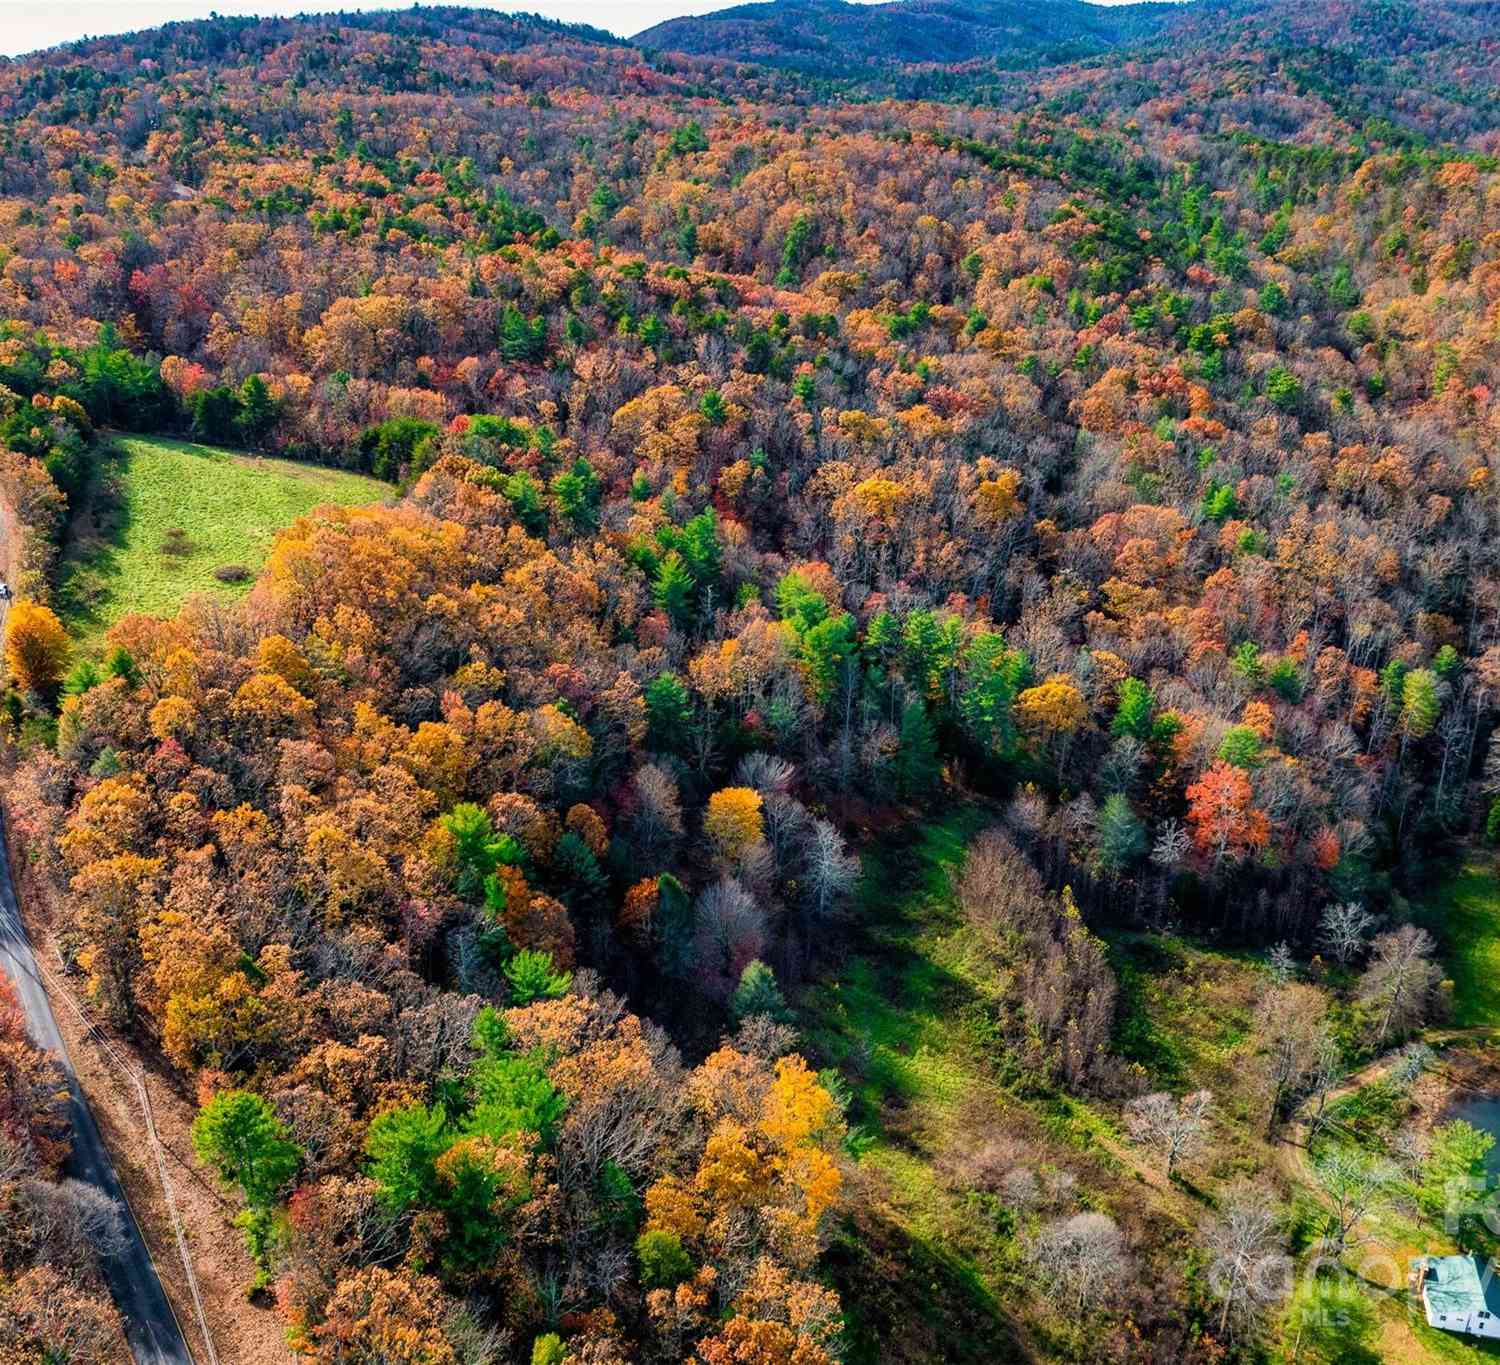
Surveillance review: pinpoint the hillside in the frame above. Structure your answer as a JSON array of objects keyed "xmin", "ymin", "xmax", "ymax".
[
  {"xmin": 1, "ymin": 2, "xmax": 1499, "ymax": 1363},
  {"xmin": 635, "ymin": 0, "xmax": 1180, "ymax": 73}
]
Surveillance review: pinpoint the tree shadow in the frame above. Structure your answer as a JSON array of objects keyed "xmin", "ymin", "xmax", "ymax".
[
  {"xmin": 54, "ymin": 441, "xmax": 135, "ymax": 638},
  {"xmin": 827, "ymin": 1200, "xmax": 1035, "ymax": 1365}
]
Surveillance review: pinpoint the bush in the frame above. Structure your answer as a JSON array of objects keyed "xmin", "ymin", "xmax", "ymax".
[
  {"xmin": 213, "ymin": 564, "xmax": 253, "ymax": 583},
  {"xmin": 159, "ymin": 527, "xmax": 194, "ymax": 557}
]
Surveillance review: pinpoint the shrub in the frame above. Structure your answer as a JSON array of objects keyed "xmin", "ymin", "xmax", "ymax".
[{"xmin": 159, "ymin": 527, "xmax": 194, "ymax": 557}]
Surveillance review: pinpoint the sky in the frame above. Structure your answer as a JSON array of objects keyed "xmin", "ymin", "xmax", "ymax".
[{"xmin": 0, "ymin": 0, "xmax": 768, "ymax": 55}]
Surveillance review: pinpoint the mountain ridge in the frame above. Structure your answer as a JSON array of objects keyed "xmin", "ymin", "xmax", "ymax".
[{"xmin": 633, "ymin": 0, "xmax": 1192, "ymax": 72}]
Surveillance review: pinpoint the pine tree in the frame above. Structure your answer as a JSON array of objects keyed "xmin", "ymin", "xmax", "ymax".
[
  {"xmin": 895, "ymin": 700, "xmax": 941, "ymax": 798},
  {"xmin": 1111, "ymin": 677, "xmax": 1154, "ymax": 741},
  {"xmin": 1096, "ymin": 794, "xmax": 1146, "ymax": 872},
  {"xmin": 653, "ymin": 550, "xmax": 694, "ymax": 625},
  {"xmin": 730, "ymin": 959, "xmax": 792, "ymax": 1023}
]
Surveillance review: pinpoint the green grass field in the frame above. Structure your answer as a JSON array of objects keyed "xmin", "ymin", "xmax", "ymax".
[
  {"xmin": 57, "ymin": 435, "xmax": 387, "ymax": 649},
  {"xmin": 1416, "ymin": 860, "xmax": 1500, "ymax": 1029},
  {"xmin": 802, "ymin": 809, "xmax": 1028, "ymax": 1364}
]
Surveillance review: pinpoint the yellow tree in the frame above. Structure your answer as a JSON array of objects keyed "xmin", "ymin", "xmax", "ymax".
[
  {"xmin": 1016, "ymin": 674, "xmax": 1087, "ymax": 735},
  {"xmin": 4, "ymin": 600, "xmax": 69, "ymax": 696},
  {"xmin": 704, "ymin": 787, "xmax": 766, "ymax": 864}
]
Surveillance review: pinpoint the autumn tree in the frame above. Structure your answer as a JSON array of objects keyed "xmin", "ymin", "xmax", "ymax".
[
  {"xmin": 5, "ymin": 600, "xmax": 69, "ymax": 697},
  {"xmin": 1185, "ymin": 762, "xmax": 1270, "ymax": 865},
  {"xmin": 313, "ymin": 1267, "xmax": 457, "ymax": 1364},
  {"xmin": 704, "ymin": 787, "xmax": 766, "ymax": 865}
]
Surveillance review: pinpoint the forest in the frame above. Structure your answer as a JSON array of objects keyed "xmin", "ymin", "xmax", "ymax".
[{"xmin": 1, "ymin": 0, "xmax": 1500, "ymax": 1360}]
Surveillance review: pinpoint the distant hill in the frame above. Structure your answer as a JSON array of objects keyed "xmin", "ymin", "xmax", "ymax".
[
  {"xmin": 633, "ymin": 0, "xmax": 1185, "ymax": 72},
  {"xmin": 14, "ymin": 5, "xmax": 623, "ymax": 70}
]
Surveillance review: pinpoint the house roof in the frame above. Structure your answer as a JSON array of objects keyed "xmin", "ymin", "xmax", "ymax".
[{"xmin": 1422, "ymin": 1256, "xmax": 1500, "ymax": 1319}]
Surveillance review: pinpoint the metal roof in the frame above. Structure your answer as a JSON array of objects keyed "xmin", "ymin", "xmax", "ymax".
[{"xmin": 1423, "ymin": 1256, "xmax": 1500, "ymax": 1319}]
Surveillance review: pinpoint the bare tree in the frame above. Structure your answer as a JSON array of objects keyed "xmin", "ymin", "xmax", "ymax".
[
  {"xmin": 1267, "ymin": 942, "xmax": 1296, "ymax": 985},
  {"xmin": 11, "ymin": 1178, "xmax": 127, "ymax": 1280},
  {"xmin": 1391, "ymin": 1040, "xmax": 1436, "ymax": 1088},
  {"xmin": 1203, "ymin": 1180, "xmax": 1289, "ymax": 1339},
  {"xmin": 957, "ymin": 828, "xmax": 1049, "ymax": 940},
  {"xmin": 762, "ymin": 791, "xmax": 812, "ymax": 881},
  {"xmin": 1317, "ymin": 902, "xmax": 1376, "ymax": 967},
  {"xmin": 1482, "ymin": 728, "xmax": 1500, "ymax": 798},
  {"xmin": 1028, "ymin": 1212, "xmax": 1130, "ymax": 1311},
  {"xmin": 694, "ymin": 877, "xmax": 766, "ymax": 999},
  {"xmin": 730, "ymin": 1013, "xmax": 800, "ymax": 1060},
  {"xmin": 0, "ymin": 1131, "xmax": 30, "ymax": 1185},
  {"xmin": 1124, "ymin": 1089, "xmax": 1213, "ymax": 1178},
  {"xmin": 1303, "ymin": 1032, "xmax": 1345, "ymax": 1140},
  {"xmin": 1255, "ymin": 983, "xmax": 1327, "ymax": 1133},
  {"xmin": 1314, "ymin": 1146, "xmax": 1393, "ymax": 1258},
  {"xmin": 1001, "ymin": 1166, "xmax": 1042, "ymax": 1211},
  {"xmin": 805, "ymin": 817, "xmax": 859, "ymax": 920},
  {"xmin": 443, "ymin": 1304, "xmax": 512, "ymax": 1365},
  {"xmin": 733, "ymin": 752, "xmax": 796, "ymax": 796},
  {"xmin": 1359, "ymin": 925, "xmax": 1443, "ymax": 1044},
  {"xmin": 1151, "ymin": 819, "xmax": 1191, "ymax": 872},
  {"xmin": 630, "ymin": 762, "xmax": 684, "ymax": 860}
]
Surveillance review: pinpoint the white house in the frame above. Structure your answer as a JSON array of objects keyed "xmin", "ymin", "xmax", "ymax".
[{"xmin": 1414, "ymin": 1255, "xmax": 1500, "ymax": 1338}]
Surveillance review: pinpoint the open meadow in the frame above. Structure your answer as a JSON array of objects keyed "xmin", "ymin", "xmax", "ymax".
[{"xmin": 55, "ymin": 435, "xmax": 387, "ymax": 651}]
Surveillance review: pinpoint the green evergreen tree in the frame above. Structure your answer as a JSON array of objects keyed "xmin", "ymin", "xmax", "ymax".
[
  {"xmin": 655, "ymin": 872, "xmax": 695, "ymax": 979},
  {"xmin": 643, "ymin": 671, "xmax": 693, "ymax": 750},
  {"xmin": 653, "ymin": 550, "xmax": 694, "ymax": 625},
  {"xmin": 1112, "ymin": 677, "xmax": 1155, "ymax": 741},
  {"xmin": 895, "ymin": 700, "xmax": 941, "ymax": 798},
  {"xmin": 730, "ymin": 959, "xmax": 792, "ymax": 1023},
  {"xmin": 554, "ymin": 831, "xmax": 608, "ymax": 920},
  {"xmin": 503, "ymin": 949, "xmax": 573, "ymax": 1007},
  {"xmin": 1096, "ymin": 793, "xmax": 1146, "ymax": 872},
  {"xmin": 364, "ymin": 1102, "xmax": 450, "ymax": 1211},
  {"xmin": 1217, "ymin": 725, "xmax": 1265, "ymax": 769},
  {"xmin": 1400, "ymin": 667, "xmax": 1441, "ymax": 739},
  {"xmin": 469, "ymin": 1045, "xmax": 568, "ymax": 1142},
  {"xmin": 234, "ymin": 374, "xmax": 278, "ymax": 447}
]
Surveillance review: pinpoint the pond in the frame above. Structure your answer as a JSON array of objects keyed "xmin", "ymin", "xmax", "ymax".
[{"xmin": 1445, "ymin": 1093, "xmax": 1500, "ymax": 1178}]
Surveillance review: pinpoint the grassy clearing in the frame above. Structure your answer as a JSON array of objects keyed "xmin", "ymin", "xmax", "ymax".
[
  {"xmin": 802, "ymin": 823, "xmax": 1500, "ymax": 1364},
  {"xmin": 56, "ymin": 435, "xmax": 387, "ymax": 650},
  {"xmin": 801, "ymin": 810, "xmax": 1028, "ymax": 1363},
  {"xmin": 1414, "ymin": 860, "xmax": 1500, "ymax": 1029},
  {"xmin": 803, "ymin": 816, "xmax": 1241, "ymax": 1362}
]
